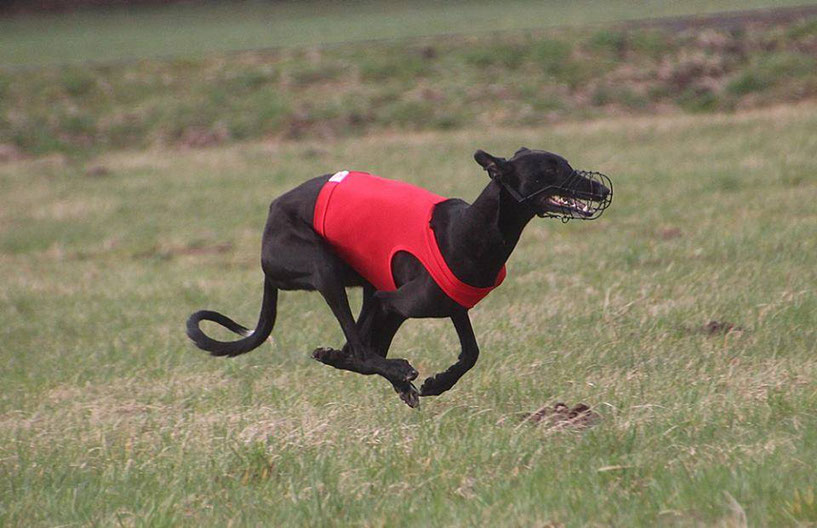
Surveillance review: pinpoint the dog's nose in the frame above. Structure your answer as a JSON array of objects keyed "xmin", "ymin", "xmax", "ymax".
[{"xmin": 591, "ymin": 181, "xmax": 610, "ymax": 199}]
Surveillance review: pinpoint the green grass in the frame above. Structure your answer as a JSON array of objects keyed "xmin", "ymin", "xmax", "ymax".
[
  {"xmin": 2, "ymin": 0, "xmax": 817, "ymax": 66},
  {"xmin": 4, "ymin": 15, "xmax": 817, "ymax": 157},
  {"xmin": 1, "ymin": 104, "xmax": 816, "ymax": 526}
]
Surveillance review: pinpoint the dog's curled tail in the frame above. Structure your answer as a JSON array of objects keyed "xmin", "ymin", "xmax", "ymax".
[{"xmin": 186, "ymin": 278, "xmax": 278, "ymax": 357}]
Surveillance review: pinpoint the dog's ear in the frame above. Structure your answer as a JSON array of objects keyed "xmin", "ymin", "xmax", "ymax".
[
  {"xmin": 514, "ymin": 147, "xmax": 531, "ymax": 157},
  {"xmin": 474, "ymin": 149, "xmax": 509, "ymax": 179}
]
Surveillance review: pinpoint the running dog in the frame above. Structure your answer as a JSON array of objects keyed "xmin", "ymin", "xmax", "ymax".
[{"xmin": 186, "ymin": 148, "xmax": 612, "ymax": 407}]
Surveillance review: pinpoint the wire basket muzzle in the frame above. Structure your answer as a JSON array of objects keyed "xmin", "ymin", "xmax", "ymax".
[{"xmin": 539, "ymin": 170, "xmax": 613, "ymax": 222}]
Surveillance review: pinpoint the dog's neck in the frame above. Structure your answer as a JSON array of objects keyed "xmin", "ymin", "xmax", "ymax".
[
  {"xmin": 443, "ymin": 179, "xmax": 535, "ymax": 287},
  {"xmin": 469, "ymin": 178, "xmax": 535, "ymax": 245}
]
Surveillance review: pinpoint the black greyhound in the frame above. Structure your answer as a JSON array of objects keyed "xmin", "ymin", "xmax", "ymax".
[{"xmin": 187, "ymin": 148, "xmax": 611, "ymax": 407}]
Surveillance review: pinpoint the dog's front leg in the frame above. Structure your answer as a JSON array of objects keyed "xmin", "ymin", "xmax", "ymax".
[{"xmin": 419, "ymin": 309, "xmax": 479, "ymax": 397}]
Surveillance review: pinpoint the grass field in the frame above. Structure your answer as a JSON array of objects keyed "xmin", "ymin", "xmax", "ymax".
[
  {"xmin": 2, "ymin": 0, "xmax": 817, "ymax": 66},
  {"xmin": 1, "ymin": 103, "xmax": 816, "ymax": 526},
  {"xmin": 2, "ymin": 1, "xmax": 817, "ymax": 525}
]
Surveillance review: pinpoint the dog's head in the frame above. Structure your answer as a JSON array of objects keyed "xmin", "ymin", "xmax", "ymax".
[{"xmin": 474, "ymin": 147, "xmax": 612, "ymax": 220}]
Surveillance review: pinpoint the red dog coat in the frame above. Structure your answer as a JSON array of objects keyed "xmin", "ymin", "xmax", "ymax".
[{"xmin": 313, "ymin": 171, "xmax": 505, "ymax": 309}]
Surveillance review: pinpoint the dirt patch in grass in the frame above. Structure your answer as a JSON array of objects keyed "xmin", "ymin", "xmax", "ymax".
[
  {"xmin": 179, "ymin": 125, "xmax": 231, "ymax": 149},
  {"xmin": 659, "ymin": 227, "xmax": 683, "ymax": 240},
  {"xmin": 0, "ymin": 143, "xmax": 28, "ymax": 162},
  {"xmin": 703, "ymin": 320, "xmax": 745, "ymax": 335},
  {"xmin": 518, "ymin": 402, "xmax": 600, "ymax": 431},
  {"xmin": 677, "ymin": 320, "xmax": 746, "ymax": 337},
  {"xmin": 84, "ymin": 164, "xmax": 111, "ymax": 177}
]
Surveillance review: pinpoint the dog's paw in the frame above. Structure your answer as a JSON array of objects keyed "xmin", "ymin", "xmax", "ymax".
[
  {"xmin": 419, "ymin": 376, "xmax": 439, "ymax": 396},
  {"xmin": 419, "ymin": 375, "xmax": 450, "ymax": 397},
  {"xmin": 395, "ymin": 382, "xmax": 420, "ymax": 409},
  {"xmin": 311, "ymin": 347, "xmax": 345, "ymax": 367},
  {"xmin": 311, "ymin": 346, "xmax": 331, "ymax": 361},
  {"xmin": 393, "ymin": 359, "xmax": 418, "ymax": 382}
]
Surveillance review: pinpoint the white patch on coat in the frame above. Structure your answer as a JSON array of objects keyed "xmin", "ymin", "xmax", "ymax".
[{"xmin": 329, "ymin": 170, "xmax": 349, "ymax": 183}]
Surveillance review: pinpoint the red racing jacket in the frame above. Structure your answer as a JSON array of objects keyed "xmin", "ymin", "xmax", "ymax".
[{"xmin": 312, "ymin": 171, "xmax": 506, "ymax": 309}]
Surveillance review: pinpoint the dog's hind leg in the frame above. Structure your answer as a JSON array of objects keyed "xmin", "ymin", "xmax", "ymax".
[
  {"xmin": 418, "ymin": 309, "xmax": 479, "ymax": 397},
  {"xmin": 350, "ymin": 277, "xmax": 460, "ymax": 406},
  {"xmin": 358, "ymin": 283, "xmax": 376, "ymax": 322},
  {"xmin": 353, "ymin": 303, "xmax": 413, "ymax": 403},
  {"xmin": 345, "ymin": 283, "xmax": 405, "ymax": 358},
  {"xmin": 331, "ymin": 285, "xmax": 416, "ymax": 406},
  {"xmin": 374, "ymin": 314, "xmax": 416, "ymax": 405},
  {"xmin": 311, "ymin": 261, "xmax": 421, "ymax": 405},
  {"xmin": 369, "ymin": 312, "xmax": 405, "ymax": 358}
]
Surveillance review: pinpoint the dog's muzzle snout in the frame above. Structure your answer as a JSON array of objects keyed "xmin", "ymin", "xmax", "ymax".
[{"xmin": 540, "ymin": 170, "xmax": 613, "ymax": 222}]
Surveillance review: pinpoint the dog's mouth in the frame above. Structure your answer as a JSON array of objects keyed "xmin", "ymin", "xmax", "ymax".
[
  {"xmin": 536, "ymin": 170, "xmax": 612, "ymax": 221},
  {"xmin": 544, "ymin": 194, "xmax": 595, "ymax": 218}
]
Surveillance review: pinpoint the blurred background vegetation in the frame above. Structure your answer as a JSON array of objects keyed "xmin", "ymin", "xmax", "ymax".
[{"xmin": 2, "ymin": 1, "xmax": 817, "ymax": 157}]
